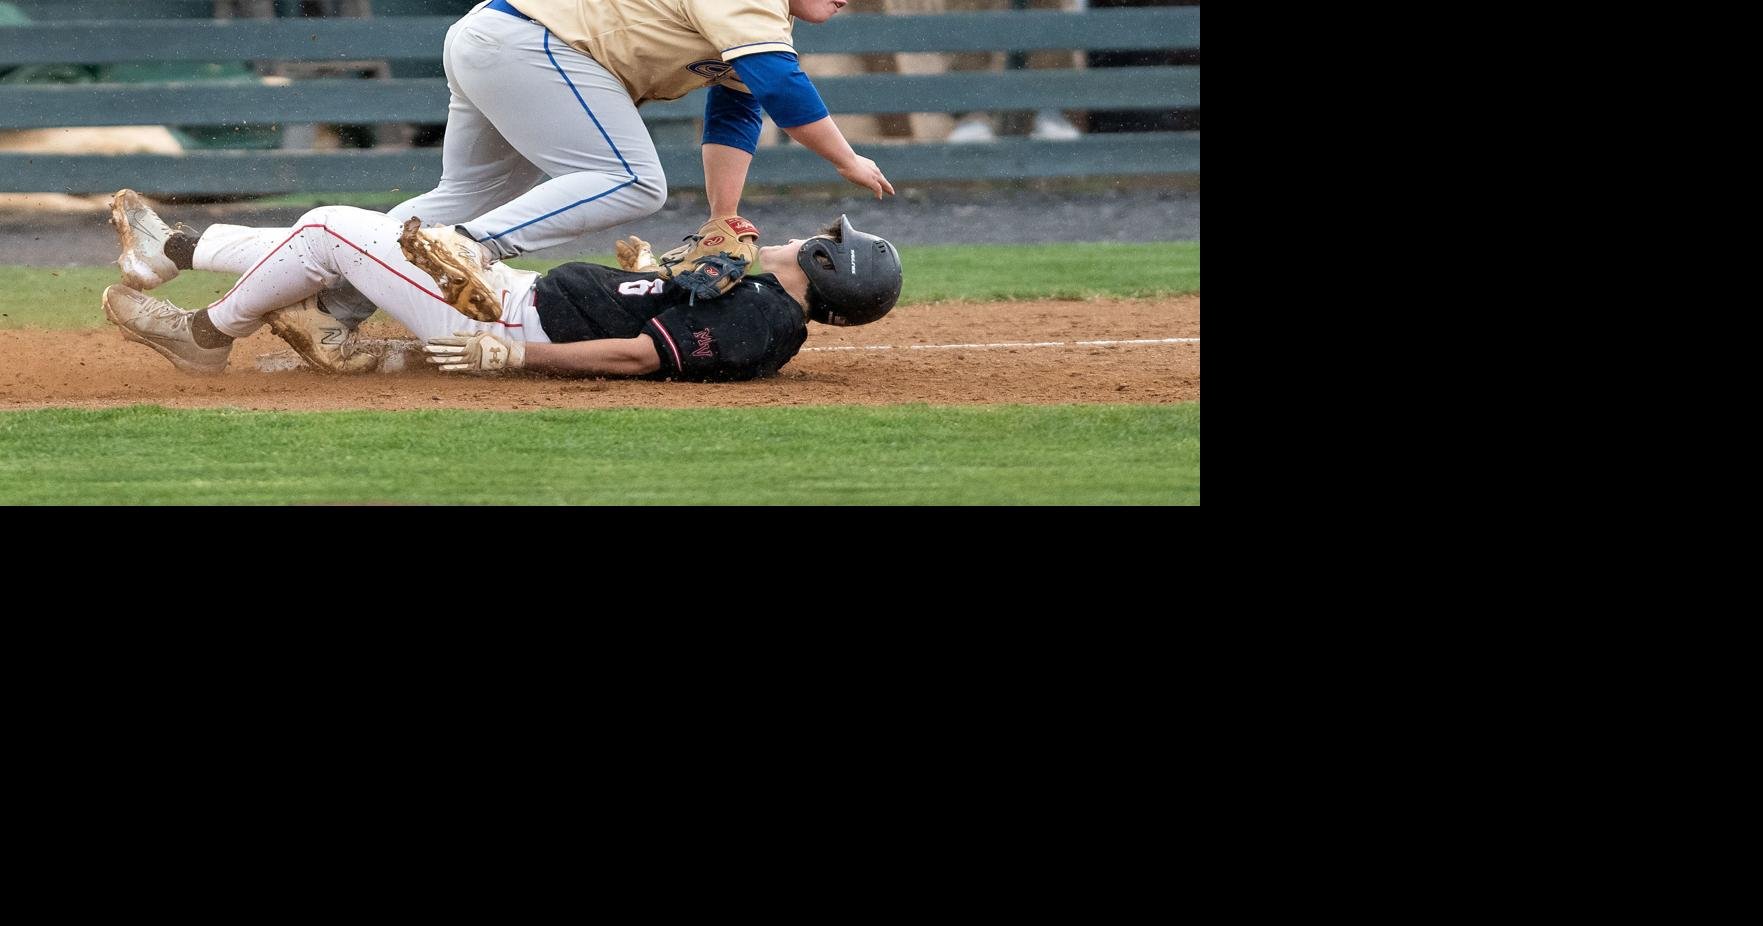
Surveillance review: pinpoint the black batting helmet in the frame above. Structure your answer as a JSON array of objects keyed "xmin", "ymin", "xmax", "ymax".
[{"xmin": 797, "ymin": 214, "xmax": 902, "ymax": 326}]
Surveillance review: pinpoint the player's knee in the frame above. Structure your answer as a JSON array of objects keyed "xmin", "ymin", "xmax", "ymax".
[
  {"xmin": 632, "ymin": 173, "xmax": 668, "ymax": 217},
  {"xmin": 296, "ymin": 205, "xmax": 347, "ymax": 229}
]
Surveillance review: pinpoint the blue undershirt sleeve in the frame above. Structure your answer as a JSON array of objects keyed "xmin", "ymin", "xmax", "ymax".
[
  {"xmin": 728, "ymin": 51, "xmax": 830, "ymax": 129},
  {"xmin": 703, "ymin": 84, "xmax": 764, "ymax": 153}
]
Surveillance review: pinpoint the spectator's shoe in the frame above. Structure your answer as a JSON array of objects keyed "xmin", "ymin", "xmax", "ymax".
[
  {"xmin": 265, "ymin": 296, "xmax": 381, "ymax": 374},
  {"xmin": 947, "ymin": 115, "xmax": 998, "ymax": 144},
  {"xmin": 1030, "ymin": 110, "xmax": 1083, "ymax": 142},
  {"xmin": 101, "ymin": 284, "xmax": 230, "ymax": 375},
  {"xmin": 109, "ymin": 188, "xmax": 182, "ymax": 290},
  {"xmin": 398, "ymin": 218, "xmax": 501, "ymax": 322}
]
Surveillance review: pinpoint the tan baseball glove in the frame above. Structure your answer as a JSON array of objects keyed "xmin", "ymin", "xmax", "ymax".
[
  {"xmin": 615, "ymin": 235, "xmax": 658, "ymax": 271},
  {"xmin": 627, "ymin": 216, "xmax": 760, "ymax": 302}
]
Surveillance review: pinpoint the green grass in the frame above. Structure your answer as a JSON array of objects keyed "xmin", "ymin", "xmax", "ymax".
[
  {"xmin": 0, "ymin": 242, "xmax": 1198, "ymax": 329},
  {"xmin": 0, "ymin": 404, "xmax": 1200, "ymax": 505},
  {"xmin": 2, "ymin": 268, "xmax": 267, "ymax": 330},
  {"xmin": 872, "ymin": 243, "xmax": 1199, "ymax": 303}
]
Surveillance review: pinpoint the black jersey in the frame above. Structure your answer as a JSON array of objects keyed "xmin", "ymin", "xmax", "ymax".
[{"xmin": 534, "ymin": 262, "xmax": 808, "ymax": 382}]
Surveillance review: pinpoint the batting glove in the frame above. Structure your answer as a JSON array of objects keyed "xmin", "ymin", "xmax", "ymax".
[{"xmin": 423, "ymin": 329, "xmax": 525, "ymax": 373}]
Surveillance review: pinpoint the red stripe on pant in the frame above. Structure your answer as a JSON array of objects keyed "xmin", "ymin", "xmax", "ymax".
[
  {"xmin": 208, "ymin": 224, "xmax": 448, "ymax": 311},
  {"xmin": 208, "ymin": 223, "xmax": 525, "ymax": 328}
]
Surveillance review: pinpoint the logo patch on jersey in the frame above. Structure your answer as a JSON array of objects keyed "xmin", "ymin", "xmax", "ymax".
[
  {"xmin": 692, "ymin": 329, "xmax": 716, "ymax": 358},
  {"xmin": 687, "ymin": 59, "xmax": 734, "ymax": 84}
]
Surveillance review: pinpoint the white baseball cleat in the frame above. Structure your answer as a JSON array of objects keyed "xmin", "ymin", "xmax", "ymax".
[
  {"xmin": 101, "ymin": 284, "xmax": 230, "ymax": 375},
  {"xmin": 264, "ymin": 296, "xmax": 381, "ymax": 374},
  {"xmin": 108, "ymin": 188, "xmax": 182, "ymax": 290},
  {"xmin": 398, "ymin": 217, "xmax": 501, "ymax": 322}
]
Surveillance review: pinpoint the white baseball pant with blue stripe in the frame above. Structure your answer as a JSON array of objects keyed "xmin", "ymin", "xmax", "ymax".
[{"xmin": 387, "ymin": 4, "xmax": 666, "ymax": 258}]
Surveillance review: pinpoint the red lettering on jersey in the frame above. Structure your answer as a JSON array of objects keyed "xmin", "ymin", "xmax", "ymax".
[{"xmin": 692, "ymin": 329, "xmax": 715, "ymax": 358}]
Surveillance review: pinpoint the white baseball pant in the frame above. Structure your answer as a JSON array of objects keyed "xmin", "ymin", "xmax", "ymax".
[{"xmin": 197, "ymin": 206, "xmax": 551, "ymax": 344}]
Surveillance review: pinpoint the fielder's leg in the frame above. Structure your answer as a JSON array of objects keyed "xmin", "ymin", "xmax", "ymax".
[
  {"xmin": 386, "ymin": 71, "xmax": 548, "ymax": 229},
  {"xmin": 435, "ymin": 10, "xmax": 668, "ymax": 259}
]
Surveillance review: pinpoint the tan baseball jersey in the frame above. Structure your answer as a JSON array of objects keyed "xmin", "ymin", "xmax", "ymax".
[{"xmin": 507, "ymin": 0, "xmax": 798, "ymax": 102}]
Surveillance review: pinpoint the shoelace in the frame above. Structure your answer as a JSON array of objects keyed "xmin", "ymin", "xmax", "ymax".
[
  {"xmin": 124, "ymin": 207, "xmax": 173, "ymax": 245},
  {"xmin": 137, "ymin": 299, "xmax": 187, "ymax": 324}
]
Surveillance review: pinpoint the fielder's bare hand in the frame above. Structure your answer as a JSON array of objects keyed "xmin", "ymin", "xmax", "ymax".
[
  {"xmin": 615, "ymin": 235, "xmax": 658, "ymax": 271},
  {"xmin": 424, "ymin": 329, "xmax": 524, "ymax": 373},
  {"xmin": 839, "ymin": 156, "xmax": 895, "ymax": 200}
]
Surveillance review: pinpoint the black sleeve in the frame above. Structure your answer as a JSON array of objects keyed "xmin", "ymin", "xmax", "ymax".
[{"xmin": 644, "ymin": 291, "xmax": 807, "ymax": 382}]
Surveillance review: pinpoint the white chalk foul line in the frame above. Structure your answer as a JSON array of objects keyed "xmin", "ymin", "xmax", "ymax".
[
  {"xmin": 257, "ymin": 337, "xmax": 1198, "ymax": 371},
  {"xmin": 803, "ymin": 337, "xmax": 1199, "ymax": 353}
]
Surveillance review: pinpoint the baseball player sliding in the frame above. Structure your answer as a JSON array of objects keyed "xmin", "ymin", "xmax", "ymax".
[
  {"xmin": 104, "ymin": 190, "xmax": 902, "ymax": 382},
  {"xmin": 388, "ymin": 0, "xmax": 891, "ymax": 262}
]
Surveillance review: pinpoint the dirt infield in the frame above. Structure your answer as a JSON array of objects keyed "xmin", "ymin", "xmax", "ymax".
[{"xmin": 0, "ymin": 296, "xmax": 1198, "ymax": 411}]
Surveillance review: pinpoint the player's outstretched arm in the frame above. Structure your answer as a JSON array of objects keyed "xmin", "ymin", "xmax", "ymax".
[
  {"xmin": 780, "ymin": 117, "xmax": 895, "ymax": 200},
  {"xmin": 423, "ymin": 331, "xmax": 660, "ymax": 377},
  {"xmin": 716, "ymin": 48, "xmax": 890, "ymax": 201},
  {"xmin": 524, "ymin": 337, "xmax": 661, "ymax": 377}
]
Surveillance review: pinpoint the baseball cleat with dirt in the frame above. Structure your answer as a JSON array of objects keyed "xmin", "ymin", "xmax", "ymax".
[
  {"xmin": 101, "ymin": 284, "xmax": 230, "ymax": 375},
  {"xmin": 264, "ymin": 296, "xmax": 382, "ymax": 374},
  {"xmin": 108, "ymin": 188, "xmax": 182, "ymax": 290},
  {"xmin": 398, "ymin": 217, "xmax": 500, "ymax": 322}
]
